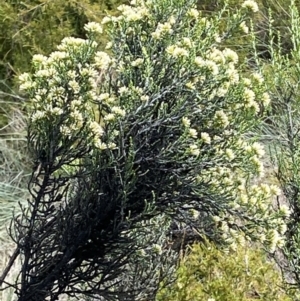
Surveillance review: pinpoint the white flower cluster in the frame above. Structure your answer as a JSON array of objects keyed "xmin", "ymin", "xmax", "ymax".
[
  {"xmin": 94, "ymin": 51, "xmax": 112, "ymax": 70},
  {"xmin": 243, "ymin": 87, "xmax": 259, "ymax": 113},
  {"xmin": 242, "ymin": 0, "xmax": 259, "ymax": 13},
  {"xmin": 204, "ymin": 166, "xmax": 286, "ymax": 252},
  {"xmin": 118, "ymin": 4, "xmax": 150, "ymax": 22},
  {"xmin": 102, "ymin": 3, "xmax": 149, "ymax": 24},
  {"xmin": 239, "ymin": 21, "xmax": 249, "ymax": 34},
  {"xmin": 151, "ymin": 16, "xmax": 175, "ymax": 40},
  {"xmin": 19, "ymin": 27, "xmax": 126, "ymax": 152},
  {"xmin": 222, "ymin": 48, "xmax": 239, "ymax": 64},
  {"xmin": 214, "ymin": 110, "xmax": 229, "ymax": 128},
  {"xmin": 187, "ymin": 8, "xmax": 200, "ymax": 19},
  {"xmin": 84, "ymin": 22, "xmax": 103, "ymax": 34},
  {"xmin": 166, "ymin": 45, "xmax": 189, "ymax": 58},
  {"xmin": 195, "ymin": 57, "xmax": 219, "ymax": 75}
]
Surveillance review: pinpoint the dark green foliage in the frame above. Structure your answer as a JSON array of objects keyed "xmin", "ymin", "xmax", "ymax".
[{"xmin": 0, "ymin": 0, "xmax": 127, "ymax": 87}]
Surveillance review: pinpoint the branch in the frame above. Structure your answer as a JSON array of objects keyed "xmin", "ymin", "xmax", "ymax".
[{"xmin": 0, "ymin": 247, "xmax": 20, "ymax": 287}]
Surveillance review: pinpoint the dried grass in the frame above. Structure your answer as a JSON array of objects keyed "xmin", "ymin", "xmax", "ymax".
[{"xmin": 0, "ymin": 104, "xmax": 30, "ymax": 301}]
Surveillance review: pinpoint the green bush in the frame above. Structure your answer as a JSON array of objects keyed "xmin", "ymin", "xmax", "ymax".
[
  {"xmin": 0, "ymin": 0, "xmax": 126, "ymax": 87},
  {"xmin": 157, "ymin": 241, "xmax": 296, "ymax": 301}
]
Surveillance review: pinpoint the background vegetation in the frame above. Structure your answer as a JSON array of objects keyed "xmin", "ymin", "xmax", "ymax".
[
  {"xmin": 0, "ymin": 0, "xmax": 127, "ymax": 85},
  {"xmin": 157, "ymin": 241, "xmax": 297, "ymax": 301}
]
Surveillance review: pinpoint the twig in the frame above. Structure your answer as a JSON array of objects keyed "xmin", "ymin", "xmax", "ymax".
[{"xmin": 0, "ymin": 248, "xmax": 20, "ymax": 287}]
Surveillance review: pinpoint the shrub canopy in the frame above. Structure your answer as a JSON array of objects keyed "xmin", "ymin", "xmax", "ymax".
[{"xmin": 0, "ymin": 0, "xmax": 291, "ymax": 300}]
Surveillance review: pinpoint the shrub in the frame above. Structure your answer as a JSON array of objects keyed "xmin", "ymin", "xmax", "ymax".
[
  {"xmin": 0, "ymin": 0, "xmax": 289, "ymax": 300},
  {"xmin": 157, "ymin": 241, "xmax": 296, "ymax": 301}
]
